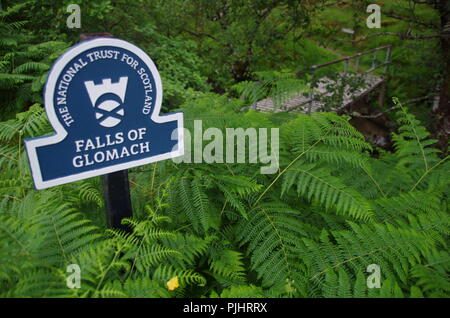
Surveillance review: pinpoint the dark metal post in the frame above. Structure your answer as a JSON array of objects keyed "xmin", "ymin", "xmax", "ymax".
[
  {"xmin": 307, "ymin": 66, "xmax": 317, "ymax": 115},
  {"xmin": 384, "ymin": 46, "xmax": 392, "ymax": 75},
  {"xmin": 80, "ymin": 33, "xmax": 133, "ymax": 231},
  {"xmin": 371, "ymin": 51, "xmax": 378, "ymax": 70},
  {"xmin": 344, "ymin": 59, "xmax": 349, "ymax": 74},
  {"xmin": 355, "ymin": 56, "xmax": 360, "ymax": 73},
  {"xmin": 101, "ymin": 170, "xmax": 133, "ymax": 231}
]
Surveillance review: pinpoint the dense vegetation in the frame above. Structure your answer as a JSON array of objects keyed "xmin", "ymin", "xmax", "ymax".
[{"xmin": 0, "ymin": 1, "xmax": 448, "ymax": 298}]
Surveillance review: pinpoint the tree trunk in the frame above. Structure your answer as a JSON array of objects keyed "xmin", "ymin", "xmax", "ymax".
[{"xmin": 436, "ymin": 1, "xmax": 450, "ymax": 154}]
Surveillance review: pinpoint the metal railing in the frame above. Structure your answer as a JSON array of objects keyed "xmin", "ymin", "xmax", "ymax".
[
  {"xmin": 296, "ymin": 45, "xmax": 392, "ymax": 76},
  {"xmin": 294, "ymin": 45, "xmax": 392, "ymax": 114}
]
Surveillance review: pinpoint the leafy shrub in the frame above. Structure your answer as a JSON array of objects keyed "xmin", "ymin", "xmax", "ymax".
[{"xmin": 0, "ymin": 96, "xmax": 448, "ymax": 298}]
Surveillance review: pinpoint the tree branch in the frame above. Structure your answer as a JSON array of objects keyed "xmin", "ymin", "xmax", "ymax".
[
  {"xmin": 337, "ymin": 31, "xmax": 449, "ymax": 42},
  {"xmin": 410, "ymin": 0, "xmax": 437, "ymax": 5},
  {"xmin": 182, "ymin": 29, "xmax": 217, "ymax": 40},
  {"xmin": 351, "ymin": 95, "xmax": 433, "ymax": 119},
  {"xmin": 383, "ymin": 9, "xmax": 439, "ymax": 29}
]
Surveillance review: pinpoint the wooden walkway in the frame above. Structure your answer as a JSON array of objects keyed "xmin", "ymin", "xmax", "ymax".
[{"xmin": 253, "ymin": 45, "xmax": 392, "ymax": 113}]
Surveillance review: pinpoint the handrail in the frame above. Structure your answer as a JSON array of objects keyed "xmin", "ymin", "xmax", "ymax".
[
  {"xmin": 295, "ymin": 45, "xmax": 392, "ymax": 76},
  {"xmin": 256, "ymin": 45, "xmax": 393, "ymax": 113},
  {"xmin": 296, "ymin": 45, "xmax": 392, "ymax": 115}
]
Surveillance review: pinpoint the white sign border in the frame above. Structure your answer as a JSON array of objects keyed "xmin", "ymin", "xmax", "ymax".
[{"xmin": 24, "ymin": 38, "xmax": 184, "ymax": 190}]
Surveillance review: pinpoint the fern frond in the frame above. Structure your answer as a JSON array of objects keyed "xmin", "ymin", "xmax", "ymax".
[
  {"xmin": 208, "ymin": 248, "xmax": 246, "ymax": 284},
  {"xmin": 12, "ymin": 62, "xmax": 49, "ymax": 74},
  {"xmin": 211, "ymin": 285, "xmax": 264, "ymax": 298},
  {"xmin": 236, "ymin": 202, "xmax": 306, "ymax": 292},
  {"xmin": 34, "ymin": 196, "xmax": 102, "ymax": 265},
  {"xmin": 411, "ymin": 250, "xmax": 450, "ymax": 297},
  {"xmin": 282, "ymin": 162, "xmax": 373, "ymax": 220},
  {"xmin": 153, "ymin": 265, "xmax": 206, "ymax": 287},
  {"xmin": 104, "ymin": 277, "xmax": 171, "ymax": 298},
  {"xmin": 303, "ymin": 222, "xmax": 436, "ymax": 291},
  {"xmin": 391, "ymin": 97, "xmax": 440, "ymax": 173}
]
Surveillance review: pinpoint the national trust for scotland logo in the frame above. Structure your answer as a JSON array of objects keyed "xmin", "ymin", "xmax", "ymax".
[{"xmin": 84, "ymin": 77, "xmax": 128, "ymax": 128}]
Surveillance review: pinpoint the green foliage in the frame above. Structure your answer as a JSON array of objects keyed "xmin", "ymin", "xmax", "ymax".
[
  {"xmin": 233, "ymin": 70, "xmax": 309, "ymax": 111},
  {"xmin": 0, "ymin": 3, "xmax": 70, "ymax": 119},
  {"xmin": 0, "ymin": 0, "xmax": 448, "ymax": 299},
  {"xmin": 0, "ymin": 93, "xmax": 448, "ymax": 298},
  {"xmin": 133, "ymin": 23, "xmax": 210, "ymax": 111},
  {"xmin": 236, "ymin": 202, "xmax": 306, "ymax": 291}
]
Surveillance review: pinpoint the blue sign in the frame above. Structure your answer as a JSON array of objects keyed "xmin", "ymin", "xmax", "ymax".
[{"xmin": 25, "ymin": 38, "xmax": 184, "ymax": 189}]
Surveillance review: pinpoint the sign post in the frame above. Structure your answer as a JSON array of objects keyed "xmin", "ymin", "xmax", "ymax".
[
  {"xmin": 24, "ymin": 35, "xmax": 184, "ymax": 230},
  {"xmin": 80, "ymin": 33, "xmax": 133, "ymax": 231},
  {"xmin": 102, "ymin": 169, "xmax": 132, "ymax": 231}
]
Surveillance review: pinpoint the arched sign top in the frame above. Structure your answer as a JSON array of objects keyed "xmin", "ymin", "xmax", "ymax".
[{"xmin": 25, "ymin": 38, "xmax": 184, "ymax": 190}]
